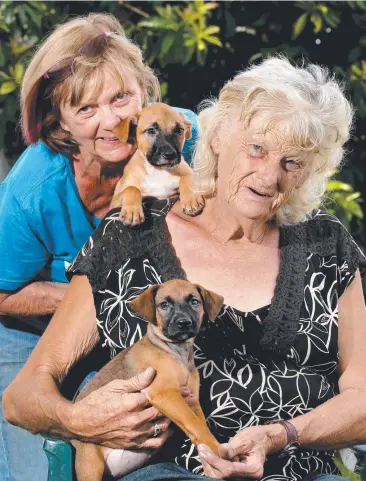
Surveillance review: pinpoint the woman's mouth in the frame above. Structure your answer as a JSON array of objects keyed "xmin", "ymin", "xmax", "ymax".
[
  {"xmin": 247, "ymin": 187, "xmax": 274, "ymax": 199},
  {"xmin": 96, "ymin": 137, "xmax": 120, "ymax": 142}
]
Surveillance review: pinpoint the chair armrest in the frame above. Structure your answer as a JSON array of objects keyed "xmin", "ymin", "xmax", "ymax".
[{"xmin": 43, "ymin": 437, "xmax": 75, "ymax": 481}]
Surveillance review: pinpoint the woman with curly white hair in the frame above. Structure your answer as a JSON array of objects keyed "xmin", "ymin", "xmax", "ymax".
[{"xmin": 4, "ymin": 57, "xmax": 366, "ymax": 481}]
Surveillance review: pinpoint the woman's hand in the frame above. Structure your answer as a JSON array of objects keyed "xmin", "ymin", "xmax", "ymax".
[
  {"xmin": 198, "ymin": 425, "xmax": 286, "ymax": 479},
  {"xmin": 63, "ymin": 367, "xmax": 197, "ymax": 450}
]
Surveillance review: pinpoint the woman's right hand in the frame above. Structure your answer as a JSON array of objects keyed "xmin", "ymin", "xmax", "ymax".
[{"xmin": 63, "ymin": 367, "xmax": 195, "ymax": 450}]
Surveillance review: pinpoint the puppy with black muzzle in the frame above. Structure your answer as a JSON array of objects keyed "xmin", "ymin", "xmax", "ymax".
[
  {"xmin": 72, "ymin": 279, "xmax": 223, "ymax": 481},
  {"xmin": 110, "ymin": 103, "xmax": 205, "ymax": 226}
]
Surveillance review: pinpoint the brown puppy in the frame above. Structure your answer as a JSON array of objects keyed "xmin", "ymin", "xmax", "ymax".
[
  {"xmin": 72, "ymin": 279, "xmax": 223, "ymax": 481},
  {"xmin": 110, "ymin": 103, "xmax": 205, "ymax": 226}
]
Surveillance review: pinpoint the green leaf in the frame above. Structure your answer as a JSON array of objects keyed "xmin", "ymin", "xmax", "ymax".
[
  {"xmin": 181, "ymin": 45, "xmax": 195, "ymax": 65},
  {"xmin": 203, "ymin": 25, "xmax": 220, "ymax": 35},
  {"xmin": 13, "ymin": 63, "xmax": 24, "ymax": 84},
  {"xmin": 0, "ymin": 71, "xmax": 10, "ymax": 80},
  {"xmin": 160, "ymin": 32, "xmax": 176, "ymax": 57},
  {"xmin": 292, "ymin": 13, "xmax": 308, "ymax": 39},
  {"xmin": 310, "ymin": 13, "xmax": 322, "ymax": 33},
  {"xmin": 326, "ymin": 180, "xmax": 353, "ymax": 191},
  {"xmin": 0, "ymin": 81, "xmax": 17, "ymax": 95},
  {"xmin": 345, "ymin": 191, "xmax": 362, "ymax": 201},
  {"xmin": 249, "ymin": 52, "xmax": 264, "ymax": 63},
  {"xmin": 197, "ymin": 39, "xmax": 206, "ymax": 51},
  {"xmin": 139, "ymin": 18, "xmax": 174, "ymax": 30},
  {"xmin": 204, "ymin": 35, "xmax": 223, "ymax": 47}
]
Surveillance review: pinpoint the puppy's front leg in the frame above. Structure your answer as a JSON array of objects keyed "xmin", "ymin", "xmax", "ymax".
[
  {"xmin": 113, "ymin": 185, "xmax": 144, "ymax": 226},
  {"xmin": 177, "ymin": 160, "xmax": 205, "ymax": 216},
  {"xmin": 149, "ymin": 387, "xmax": 219, "ymax": 455}
]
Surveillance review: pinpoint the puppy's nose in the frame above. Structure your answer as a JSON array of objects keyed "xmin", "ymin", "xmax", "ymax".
[
  {"xmin": 177, "ymin": 319, "xmax": 192, "ymax": 329},
  {"xmin": 161, "ymin": 148, "xmax": 177, "ymax": 160}
]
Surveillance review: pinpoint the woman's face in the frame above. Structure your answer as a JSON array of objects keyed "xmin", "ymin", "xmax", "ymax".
[
  {"xmin": 216, "ymin": 115, "xmax": 311, "ymax": 223},
  {"xmin": 59, "ymin": 69, "xmax": 143, "ymax": 164}
]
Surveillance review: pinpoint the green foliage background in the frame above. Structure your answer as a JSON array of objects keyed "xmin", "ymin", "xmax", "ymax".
[{"xmin": 0, "ymin": 1, "xmax": 365, "ymax": 255}]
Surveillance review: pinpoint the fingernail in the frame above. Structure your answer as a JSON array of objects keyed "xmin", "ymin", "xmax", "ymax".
[
  {"xmin": 181, "ymin": 386, "xmax": 190, "ymax": 394},
  {"xmin": 144, "ymin": 367, "xmax": 154, "ymax": 376}
]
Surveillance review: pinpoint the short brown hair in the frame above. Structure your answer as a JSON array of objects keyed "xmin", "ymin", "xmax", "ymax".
[{"xmin": 21, "ymin": 13, "xmax": 160, "ymax": 154}]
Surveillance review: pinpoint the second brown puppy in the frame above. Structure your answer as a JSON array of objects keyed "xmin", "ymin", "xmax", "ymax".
[
  {"xmin": 72, "ymin": 279, "xmax": 223, "ymax": 481},
  {"xmin": 111, "ymin": 103, "xmax": 205, "ymax": 226}
]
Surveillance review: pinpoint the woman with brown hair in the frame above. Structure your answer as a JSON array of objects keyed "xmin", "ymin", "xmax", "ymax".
[{"xmin": 0, "ymin": 13, "xmax": 197, "ymax": 481}]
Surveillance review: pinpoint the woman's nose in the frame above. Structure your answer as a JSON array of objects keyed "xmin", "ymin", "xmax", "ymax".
[
  {"xmin": 99, "ymin": 106, "xmax": 122, "ymax": 130},
  {"xmin": 257, "ymin": 160, "xmax": 281, "ymax": 187}
]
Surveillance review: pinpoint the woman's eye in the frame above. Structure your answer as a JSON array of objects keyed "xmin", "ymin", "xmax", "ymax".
[
  {"xmin": 249, "ymin": 144, "xmax": 264, "ymax": 156},
  {"xmin": 159, "ymin": 301, "xmax": 170, "ymax": 310},
  {"xmin": 190, "ymin": 298, "xmax": 201, "ymax": 307},
  {"xmin": 114, "ymin": 93, "xmax": 130, "ymax": 104},
  {"xmin": 284, "ymin": 159, "xmax": 301, "ymax": 171},
  {"xmin": 78, "ymin": 105, "xmax": 93, "ymax": 114}
]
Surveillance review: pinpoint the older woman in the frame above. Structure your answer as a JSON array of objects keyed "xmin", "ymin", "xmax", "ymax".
[
  {"xmin": 0, "ymin": 12, "xmax": 197, "ymax": 481},
  {"xmin": 4, "ymin": 58, "xmax": 366, "ymax": 481}
]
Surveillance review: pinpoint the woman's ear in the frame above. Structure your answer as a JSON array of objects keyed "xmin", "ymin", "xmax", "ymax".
[
  {"xmin": 211, "ymin": 129, "xmax": 221, "ymax": 155},
  {"xmin": 59, "ymin": 119, "xmax": 70, "ymax": 133}
]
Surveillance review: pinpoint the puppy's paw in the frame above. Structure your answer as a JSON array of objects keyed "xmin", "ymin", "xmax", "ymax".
[
  {"xmin": 120, "ymin": 205, "xmax": 145, "ymax": 226},
  {"xmin": 181, "ymin": 194, "xmax": 205, "ymax": 216}
]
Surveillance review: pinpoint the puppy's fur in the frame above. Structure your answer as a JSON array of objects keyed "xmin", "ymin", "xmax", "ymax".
[
  {"xmin": 72, "ymin": 279, "xmax": 223, "ymax": 481},
  {"xmin": 110, "ymin": 103, "xmax": 205, "ymax": 226}
]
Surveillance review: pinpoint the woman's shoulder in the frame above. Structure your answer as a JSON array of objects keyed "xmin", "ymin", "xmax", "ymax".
[
  {"xmin": 282, "ymin": 208, "xmax": 366, "ymax": 275},
  {"xmin": 1, "ymin": 142, "xmax": 70, "ymax": 203},
  {"xmin": 67, "ymin": 197, "xmax": 181, "ymax": 292}
]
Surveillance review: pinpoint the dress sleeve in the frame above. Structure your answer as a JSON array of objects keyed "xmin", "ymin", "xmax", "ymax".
[
  {"xmin": 335, "ymin": 219, "xmax": 366, "ymax": 297},
  {"xmin": 66, "ymin": 200, "xmax": 173, "ymax": 293},
  {"xmin": 66, "ymin": 210, "xmax": 120, "ymax": 292}
]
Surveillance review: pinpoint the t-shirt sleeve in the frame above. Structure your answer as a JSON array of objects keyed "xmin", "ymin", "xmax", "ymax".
[
  {"xmin": 335, "ymin": 220, "xmax": 366, "ymax": 297},
  {"xmin": 0, "ymin": 191, "xmax": 49, "ymax": 291},
  {"xmin": 173, "ymin": 107, "xmax": 198, "ymax": 166}
]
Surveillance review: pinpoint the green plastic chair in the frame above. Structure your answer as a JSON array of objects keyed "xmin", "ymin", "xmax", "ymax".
[{"xmin": 43, "ymin": 437, "xmax": 75, "ymax": 481}]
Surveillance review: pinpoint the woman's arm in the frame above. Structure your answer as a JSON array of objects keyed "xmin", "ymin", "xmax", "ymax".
[
  {"xmin": 0, "ymin": 281, "xmax": 68, "ymax": 316},
  {"xmin": 287, "ymin": 269, "xmax": 366, "ymax": 449},
  {"xmin": 2, "ymin": 275, "xmax": 99, "ymax": 437},
  {"xmin": 198, "ymin": 271, "xmax": 366, "ymax": 479},
  {"xmin": 2, "ymin": 275, "xmax": 178, "ymax": 449}
]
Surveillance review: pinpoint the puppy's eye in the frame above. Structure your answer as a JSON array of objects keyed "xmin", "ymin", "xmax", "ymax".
[
  {"xmin": 145, "ymin": 127, "xmax": 157, "ymax": 135},
  {"xmin": 176, "ymin": 126, "xmax": 184, "ymax": 135},
  {"xmin": 190, "ymin": 298, "xmax": 201, "ymax": 307},
  {"xmin": 159, "ymin": 301, "xmax": 170, "ymax": 310}
]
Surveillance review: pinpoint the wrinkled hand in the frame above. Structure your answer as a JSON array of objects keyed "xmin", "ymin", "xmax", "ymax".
[
  {"xmin": 65, "ymin": 367, "xmax": 197, "ymax": 450},
  {"xmin": 198, "ymin": 425, "xmax": 286, "ymax": 479}
]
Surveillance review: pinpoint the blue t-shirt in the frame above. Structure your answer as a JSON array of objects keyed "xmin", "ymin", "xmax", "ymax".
[{"xmin": 0, "ymin": 107, "xmax": 197, "ymax": 331}]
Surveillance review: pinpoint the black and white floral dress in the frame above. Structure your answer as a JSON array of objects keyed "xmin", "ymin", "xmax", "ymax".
[{"xmin": 67, "ymin": 198, "xmax": 366, "ymax": 481}]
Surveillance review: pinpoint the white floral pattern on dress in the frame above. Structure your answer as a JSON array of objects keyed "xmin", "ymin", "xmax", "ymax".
[{"xmin": 67, "ymin": 207, "xmax": 366, "ymax": 480}]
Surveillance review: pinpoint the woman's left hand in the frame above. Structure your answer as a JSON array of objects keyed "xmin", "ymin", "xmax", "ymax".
[{"xmin": 198, "ymin": 425, "xmax": 286, "ymax": 479}]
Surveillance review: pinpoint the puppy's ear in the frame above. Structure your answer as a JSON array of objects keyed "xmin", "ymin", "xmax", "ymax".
[
  {"xmin": 129, "ymin": 285, "xmax": 159, "ymax": 324},
  {"xmin": 113, "ymin": 115, "xmax": 139, "ymax": 144},
  {"xmin": 196, "ymin": 285, "xmax": 224, "ymax": 322},
  {"xmin": 184, "ymin": 119, "xmax": 192, "ymax": 140},
  {"xmin": 179, "ymin": 113, "xmax": 192, "ymax": 140}
]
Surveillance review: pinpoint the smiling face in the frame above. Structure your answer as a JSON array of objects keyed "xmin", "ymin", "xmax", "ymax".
[
  {"xmin": 59, "ymin": 67, "xmax": 143, "ymax": 164},
  {"xmin": 215, "ymin": 115, "xmax": 312, "ymax": 223}
]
